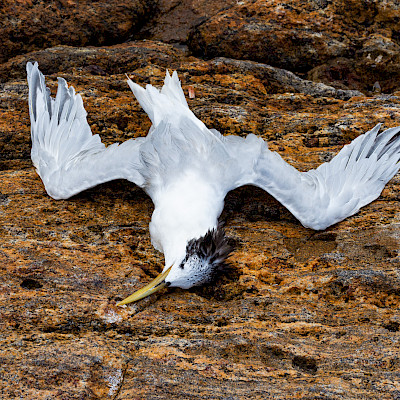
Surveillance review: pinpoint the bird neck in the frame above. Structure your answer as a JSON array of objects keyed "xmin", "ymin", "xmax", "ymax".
[{"xmin": 148, "ymin": 172, "xmax": 224, "ymax": 270}]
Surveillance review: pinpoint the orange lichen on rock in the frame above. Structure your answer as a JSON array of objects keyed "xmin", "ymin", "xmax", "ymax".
[{"xmin": 1, "ymin": 3, "xmax": 400, "ymax": 398}]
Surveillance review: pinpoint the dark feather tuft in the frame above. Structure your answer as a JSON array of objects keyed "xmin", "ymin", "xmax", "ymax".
[{"xmin": 184, "ymin": 224, "xmax": 234, "ymax": 273}]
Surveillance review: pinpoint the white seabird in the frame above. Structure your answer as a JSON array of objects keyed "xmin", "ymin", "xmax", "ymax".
[{"xmin": 26, "ymin": 62, "xmax": 400, "ymax": 304}]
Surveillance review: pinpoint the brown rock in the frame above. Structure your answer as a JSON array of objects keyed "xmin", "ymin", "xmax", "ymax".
[
  {"xmin": 189, "ymin": 0, "xmax": 350, "ymax": 71},
  {"xmin": 188, "ymin": 0, "xmax": 400, "ymax": 93},
  {"xmin": 1, "ymin": 42, "xmax": 400, "ymax": 399},
  {"xmin": 138, "ymin": 0, "xmax": 237, "ymax": 45},
  {"xmin": 0, "ymin": 0, "xmax": 155, "ymax": 63},
  {"xmin": 308, "ymin": 33, "xmax": 400, "ymax": 94}
]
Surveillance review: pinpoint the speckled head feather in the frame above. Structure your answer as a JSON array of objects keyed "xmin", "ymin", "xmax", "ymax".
[{"xmin": 181, "ymin": 225, "xmax": 233, "ymax": 275}]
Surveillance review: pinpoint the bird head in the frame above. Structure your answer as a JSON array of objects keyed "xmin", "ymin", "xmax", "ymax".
[{"xmin": 117, "ymin": 226, "xmax": 233, "ymax": 305}]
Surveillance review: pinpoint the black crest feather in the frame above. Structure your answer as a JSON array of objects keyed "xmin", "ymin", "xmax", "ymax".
[{"xmin": 183, "ymin": 224, "xmax": 234, "ymax": 271}]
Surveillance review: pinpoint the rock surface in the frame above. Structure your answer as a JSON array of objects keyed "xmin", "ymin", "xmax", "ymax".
[
  {"xmin": 188, "ymin": 0, "xmax": 400, "ymax": 93},
  {"xmin": 137, "ymin": 0, "xmax": 237, "ymax": 45},
  {"xmin": 0, "ymin": 0, "xmax": 155, "ymax": 63},
  {"xmin": 1, "ymin": 2, "xmax": 400, "ymax": 400}
]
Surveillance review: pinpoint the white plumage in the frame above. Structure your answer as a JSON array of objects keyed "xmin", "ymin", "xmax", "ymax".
[{"xmin": 26, "ymin": 62, "xmax": 400, "ymax": 304}]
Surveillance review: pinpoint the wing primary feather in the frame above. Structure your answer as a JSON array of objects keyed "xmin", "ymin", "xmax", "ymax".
[
  {"xmin": 356, "ymin": 125, "xmax": 380, "ymax": 161},
  {"xmin": 372, "ymin": 127, "xmax": 400, "ymax": 157},
  {"xmin": 28, "ymin": 65, "xmax": 400, "ymax": 233},
  {"xmin": 26, "ymin": 62, "xmax": 145, "ymax": 199},
  {"xmin": 224, "ymin": 122, "xmax": 400, "ymax": 230}
]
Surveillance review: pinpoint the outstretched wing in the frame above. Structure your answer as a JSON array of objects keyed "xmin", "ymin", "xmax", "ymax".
[
  {"xmin": 116, "ymin": 69, "xmax": 400, "ymax": 231},
  {"xmin": 222, "ymin": 124, "xmax": 400, "ymax": 230},
  {"xmin": 27, "ymin": 62, "xmax": 146, "ymax": 200}
]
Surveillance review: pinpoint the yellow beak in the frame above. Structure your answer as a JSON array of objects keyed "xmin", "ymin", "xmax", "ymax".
[{"xmin": 117, "ymin": 266, "xmax": 172, "ymax": 306}]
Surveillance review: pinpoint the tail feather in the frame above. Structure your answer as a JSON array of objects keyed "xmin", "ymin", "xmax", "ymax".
[
  {"xmin": 127, "ymin": 70, "xmax": 195, "ymax": 128},
  {"xmin": 161, "ymin": 70, "xmax": 189, "ymax": 108}
]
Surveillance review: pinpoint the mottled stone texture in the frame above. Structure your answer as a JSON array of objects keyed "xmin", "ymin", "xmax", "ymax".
[
  {"xmin": 0, "ymin": 0, "xmax": 155, "ymax": 63},
  {"xmin": 1, "ymin": 1, "xmax": 400, "ymax": 399},
  {"xmin": 188, "ymin": 0, "xmax": 400, "ymax": 93},
  {"xmin": 137, "ymin": 0, "xmax": 238, "ymax": 45}
]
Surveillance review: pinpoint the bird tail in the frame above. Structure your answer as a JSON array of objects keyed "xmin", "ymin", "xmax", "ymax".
[{"xmin": 126, "ymin": 70, "xmax": 190, "ymax": 127}]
